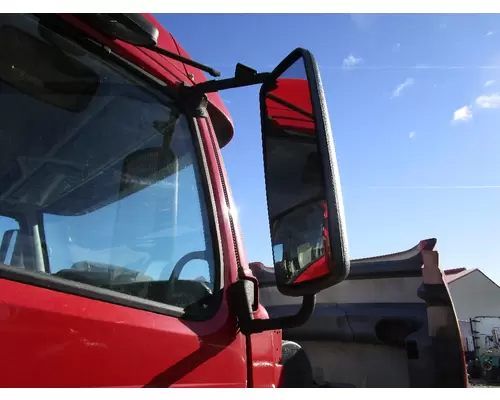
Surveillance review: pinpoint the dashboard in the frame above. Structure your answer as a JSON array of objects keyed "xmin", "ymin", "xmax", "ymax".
[{"xmin": 55, "ymin": 267, "xmax": 215, "ymax": 315}]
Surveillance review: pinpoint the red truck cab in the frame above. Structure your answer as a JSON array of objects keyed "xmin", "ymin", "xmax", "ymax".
[
  {"xmin": 0, "ymin": 13, "xmax": 466, "ymax": 388},
  {"xmin": 0, "ymin": 13, "xmax": 271, "ymax": 387}
]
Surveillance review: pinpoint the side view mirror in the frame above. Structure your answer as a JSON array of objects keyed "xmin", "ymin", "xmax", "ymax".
[
  {"xmin": 120, "ymin": 116, "xmax": 180, "ymax": 196},
  {"xmin": 260, "ymin": 48, "xmax": 349, "ymax": 297},
  {"xmin": 0, "ymin": 229, "xmax": 19, "ymax": 265}
]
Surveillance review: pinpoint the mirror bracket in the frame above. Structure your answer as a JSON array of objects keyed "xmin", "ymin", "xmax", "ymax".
[
  {"xmin": 179, "ymin": 63, "xmax": 272, "ymax": 119},
  {"xmin": 177, "ymin": 82, "xmax": 210, "ymax": 118},
  {"xmin": 229, "ymin": 278, "xmax": 316, "ymax": 335},
  {"xmin": 183, "ymin": 64, "xmax": 271, "ymax": 95}
]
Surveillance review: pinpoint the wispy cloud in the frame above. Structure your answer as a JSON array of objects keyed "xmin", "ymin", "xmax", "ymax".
[
  {"xmin": 476, "ymin": 93, "xmax": 500, "ymax": 109},
  {"xmin": 350, "ymin": 14, "xmax": 377, "ymax": 30},
  {"xmin": 393, "ymin": 43, "xmax": 401, "ymax": 52},
  {"xmin": 409, "ymin": 131, "xmax": 415, "ymax": 139},
  {"xmin": 391, "ymin": 78, "xmax": 414, "ymax": 98},
  {"xmin": 484, "ymin": 80, "xmax": 496, "ymax": 88},
  {"xmin": 453, "ymin": 105, "xmax": 472, "ymax": 122},
  {"xmin": 319, "ymin": 64, "xmax": 500, "ymax": 71},
  {"xmin": 486, "ymin": 31, "xmax": 494, "ymax": 36},
  {"xmin": 368, "ymin": 185, "xmax": 500, "ymax": 190},
  {"xmin": 342, "ymin": 54, "xmax": 363, "ymax": 69},
  {"xmin": 415, "ymin": 64, "xmax": 457, "ymax": 70}
]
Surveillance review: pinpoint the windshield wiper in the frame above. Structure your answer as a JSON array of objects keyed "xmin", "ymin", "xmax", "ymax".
[
  {"xmin": 146, "ymin": 44, "xmax": 221, "ymax": 78},
  {"xmin": 72, "ymin": 14, "xmax": 221, "ymax": 77}
]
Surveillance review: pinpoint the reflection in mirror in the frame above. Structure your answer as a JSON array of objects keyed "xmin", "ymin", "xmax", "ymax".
[
  {"xmin": 262, "ymin": 55, "xmax": 330, "ymax": 290},
  {"xmin": 272, "ymin": 200, "xmax": 329, "ymax": 285}
]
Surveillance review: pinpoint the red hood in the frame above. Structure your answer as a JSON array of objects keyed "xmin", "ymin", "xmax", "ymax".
[{"xmin": 265, "ymin": 78, "xmax": 315, "ymax": 135}]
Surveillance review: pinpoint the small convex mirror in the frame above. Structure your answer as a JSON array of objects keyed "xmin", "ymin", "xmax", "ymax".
[{"xmin": 260, "ymin": 48, "xmax": 350, "ymax": 297}]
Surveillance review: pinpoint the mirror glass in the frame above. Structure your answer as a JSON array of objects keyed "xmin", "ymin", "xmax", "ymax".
[
  {"xmin": 262, "ymin": 55, "xmax": 331, "ymax": 290},
  {"xmin": 272, "ymin": 200, "xmax": 330, "ymax": 285}
]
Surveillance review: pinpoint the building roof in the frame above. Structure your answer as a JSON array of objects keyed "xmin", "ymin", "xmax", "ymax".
[
  {"xmin": 443, "ymin": 268, "xmax": 500, "ymax": 291},
  {"xmin": 444, "ymin": 268, "xmax": 467, "ymax": 275},
  {"xmin": 444, "ymin": 268, "xmax": 478, "ymax": 284}
]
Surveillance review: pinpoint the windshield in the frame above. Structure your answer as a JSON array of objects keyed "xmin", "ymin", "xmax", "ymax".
[{"xmin": 0, "ymin": 14, "xmax": 217, "ymax": 316}]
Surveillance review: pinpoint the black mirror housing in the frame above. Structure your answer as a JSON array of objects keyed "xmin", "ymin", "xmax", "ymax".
[{"xmin": 260, "ymin": 48, "xmax": 350, "ymax": 297}]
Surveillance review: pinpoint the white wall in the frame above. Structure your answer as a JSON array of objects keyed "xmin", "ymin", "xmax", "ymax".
[{"xmin": 449, "ymin": 271, "xmax": 500, "ymax": 320}]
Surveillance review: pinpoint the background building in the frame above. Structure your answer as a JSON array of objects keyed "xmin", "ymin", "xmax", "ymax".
[{"xmin": 445, "ymin": 268, "xmax": 500, "ymax": 321}]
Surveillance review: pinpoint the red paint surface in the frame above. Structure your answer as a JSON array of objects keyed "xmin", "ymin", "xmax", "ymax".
[
  {"xmin": 0, "ymin": 279, "xmax": 246, "ymax": 387},
  {"xmin": 266, "ymin": 78, "xmax": 315, "ymax": 134}
]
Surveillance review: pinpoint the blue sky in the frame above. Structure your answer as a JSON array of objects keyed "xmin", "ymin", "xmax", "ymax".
[{"xmin": 158, "ymin": 13, "xmax": 500, "ymax": 285}]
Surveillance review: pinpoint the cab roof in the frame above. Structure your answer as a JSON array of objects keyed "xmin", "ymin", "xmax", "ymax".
[
  {"xmin": 65, "ymin": 13, "xmax": 235, "ymax": 148},
  {"xmin": 140, "ymin": 14, "xmax": 234, "ymax": 147}
]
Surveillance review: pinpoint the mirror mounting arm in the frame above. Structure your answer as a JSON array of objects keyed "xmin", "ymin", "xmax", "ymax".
[
  {"xmin": 244, "ymin": 294, "xmax": 315, "ymax": 335},
  {"xmin": 229, "ymin": 277, "xmax": 316, "ymax": 335},
  {"xmin": 179, "ymin": 64, "xmax": 272, "ymax": 118},
  {"xmin": 188, "ymin": 64, "xmax": 271, "ymax": 94}
]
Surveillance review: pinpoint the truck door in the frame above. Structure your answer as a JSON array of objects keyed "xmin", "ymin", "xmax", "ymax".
[
  {"xmin": 0, "ymin": 13, "xmax": 246, "ymax": 388},
  {"xmin": 259, "ymin": 239, "xmax": 466, "ymax": 388}
]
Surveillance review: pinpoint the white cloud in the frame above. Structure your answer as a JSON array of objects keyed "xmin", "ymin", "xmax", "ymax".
[
  {"xmin": 343, "ymin": 54, "xmax": 363, "ymax": 69},
  {"xmin": 453, "ymin": 105, "xmax": 472, "ymax": 122},
  {"xmin": 350, "ymin": 14, "xmax": 377, "ymax": 30},
  {"xmin": 391, "ymin": 78, "xmax": 414, "ymax": 98},
  {"xmin": 476, "ymin": 93, "xmax": 500, "ymax": 109},
  {"xmin": 409, "ymin": 131, "xmax": 415, "ymax": 139},
  {"xmin": 368, "ymin": 185, "xmax": 500, "ymax": 190},
  {"xmin": 484, "ymin": 80, "xmax": 496, "ymax": 88},
  {"xmin": 393, "ymin": 43, "xmax": 401, "ymax": 52},
  {"xmin": 486, "ymin": 31, "xmax": 494, "ymax": 36}
]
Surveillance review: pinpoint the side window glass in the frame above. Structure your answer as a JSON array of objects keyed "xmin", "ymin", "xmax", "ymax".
[
  {"xmin": 0, "ymin": 217, "xmax": 20, "ymax": 265},
  {"xmin": 42, "ymin": 113, "xmax": 217, "ymax": 318}
]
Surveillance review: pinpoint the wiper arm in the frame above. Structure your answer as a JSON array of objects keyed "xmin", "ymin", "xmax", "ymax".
[
  {"xmin": 72, "ymin": 14, "xmax": 221, "ymax": 77},
  {"xmin": 145, "ymin": 44, "xmax": 221, "ymax": 78}
]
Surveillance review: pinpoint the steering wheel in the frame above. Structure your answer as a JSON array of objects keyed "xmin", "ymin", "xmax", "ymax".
[{"xmin": 164, "ymin": 250, "xmax": 213, "ymax": 299}]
